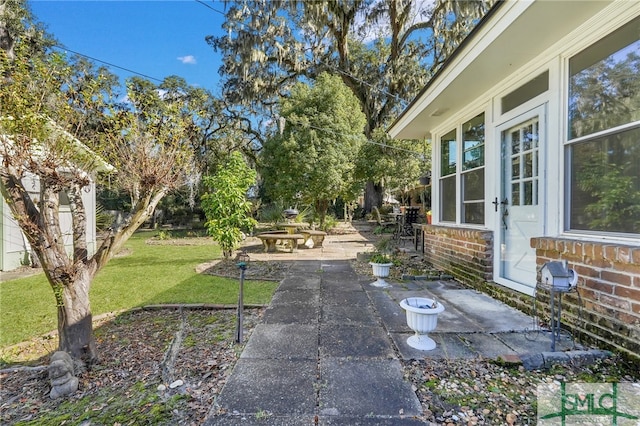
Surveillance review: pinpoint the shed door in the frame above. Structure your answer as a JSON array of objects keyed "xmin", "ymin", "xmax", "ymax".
[{"xmin": 497, "ymin": 110, "xmax": 545, "ymax": 295}]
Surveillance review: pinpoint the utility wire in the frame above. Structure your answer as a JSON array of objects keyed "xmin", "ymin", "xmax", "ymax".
[
  {"xmin": 51, "ymin": 44, "xmax": 164, "ymax": 83},
  {"xmin": 46, "ymin": 1, "xmax": 226, "ymax": 83},
  {"xmin": 318, "ymin": 58, "xmax": 410, "ymax": 108},
  {"xmin": 195, "ymin": 0, "xmax": 226, "ymax": 16},
  {"xmin": 284, "ymin": 116, "xmax": 424, "ymax": 156}
]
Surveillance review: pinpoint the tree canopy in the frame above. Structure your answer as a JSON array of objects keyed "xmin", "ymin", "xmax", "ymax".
[
  {"xmin": 260, "ymin": 73, "xmax": 366, "ymax": 223},
  {"xmin": 0, "ymin": 2, "xmax": 207, "ymax": 362},
  {"xmin": 208, "ymin": 0, "xmax": 495, "ymax": 210}
]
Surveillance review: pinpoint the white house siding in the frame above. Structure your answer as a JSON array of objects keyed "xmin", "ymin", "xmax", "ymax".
[{"xmin": 390, "ymin": 0, "xmax": 640, "ymax": 359}]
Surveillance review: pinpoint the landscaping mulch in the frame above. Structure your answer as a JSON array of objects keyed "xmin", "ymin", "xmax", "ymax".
[
  {"xmin": 0, "ymin": 308, "xmax": 263, "ymax": 425},
  {"xmin": 2, "ymin": 244, "xmax": 639, "ymax": 425}
]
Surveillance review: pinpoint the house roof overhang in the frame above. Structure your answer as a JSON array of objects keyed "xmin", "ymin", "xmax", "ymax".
[{"xmin": 388, "ymin": 0, "xmax": 613, "ymax": 140}]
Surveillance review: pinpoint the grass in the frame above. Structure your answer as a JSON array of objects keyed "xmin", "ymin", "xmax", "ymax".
[{"xmin": 0, "ymin": 230, "xmax": 278, "ymax": 348}]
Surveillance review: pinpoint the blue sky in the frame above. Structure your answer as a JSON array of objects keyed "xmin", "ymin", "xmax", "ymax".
[{"xmin": 29, "ymin": 1, "xmax": 227, "ymax": 93}]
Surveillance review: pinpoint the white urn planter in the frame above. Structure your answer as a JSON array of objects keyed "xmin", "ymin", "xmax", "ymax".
[
  {"xmin": 369, "ymin": 262, "xmax": 393, "ymax": 288},
  {"xmin": 400, "ymin": 297, "xmax": 445, "ymax": 350}
]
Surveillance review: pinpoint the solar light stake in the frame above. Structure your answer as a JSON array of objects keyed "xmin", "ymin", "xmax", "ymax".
[{"xmin": 235, "ymin": 251, "xmax": 250, "ymax": 343}]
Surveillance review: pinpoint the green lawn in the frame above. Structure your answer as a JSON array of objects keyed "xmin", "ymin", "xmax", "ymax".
[{"xmin": 0, "ymin": 231, "xmax": 278, "ymax": 347}]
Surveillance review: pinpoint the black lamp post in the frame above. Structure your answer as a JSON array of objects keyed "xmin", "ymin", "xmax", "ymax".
[{"xmin": 235, "ymin": 251, "xmax": 250, "ymax": 343}]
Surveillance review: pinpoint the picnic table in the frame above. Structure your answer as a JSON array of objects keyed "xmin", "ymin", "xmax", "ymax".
[{"xmin": 278, "ymin": 222, "xmax": 309, "ymax": 234}]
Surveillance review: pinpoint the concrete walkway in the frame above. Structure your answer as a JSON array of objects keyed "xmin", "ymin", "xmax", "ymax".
[
  {"xmin": 204, "ymin": 257, "xmax": 587, "ymax": 424},
  {"xmin": 206, "ymin": 259, "xmax": 426, "ymax": 425}
]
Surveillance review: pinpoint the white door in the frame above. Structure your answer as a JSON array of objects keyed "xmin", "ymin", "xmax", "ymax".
[{"xmin": 496, "ymin": 109, "xmax": 545, "ymax": 295}]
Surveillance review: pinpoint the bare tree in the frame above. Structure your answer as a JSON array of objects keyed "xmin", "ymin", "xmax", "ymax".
[{"xmin": 1, "ymin": 19, "xmax": 199, "ymax": 364}]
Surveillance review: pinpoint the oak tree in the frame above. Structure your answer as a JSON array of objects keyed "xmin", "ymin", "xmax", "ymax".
[
  {"xmin": 208, "ymin": 0, "xmax": 494, "ymax": 211},
  {"xmin": 260, "ymin": 73, "xmax": 366, "ymax": 224}
]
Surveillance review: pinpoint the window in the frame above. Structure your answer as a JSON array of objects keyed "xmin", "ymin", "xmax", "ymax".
[
  {"xmin": 566, "ymin": 17, "xmax": 640, "ymax": 235},
  {"xmin": 462, "ymin": 114, "xmax": 485, "ymax": 224},
  {"xmin": 440, "ymin": 129, "xmax": 457, "ymax": 222},
  {"xmin": 439, "ymin": 113, "xmax": 485, "ymax": 224},
  {"xmin": 502, "ymin": 71, "xmax": 549, "ymax": 114}
]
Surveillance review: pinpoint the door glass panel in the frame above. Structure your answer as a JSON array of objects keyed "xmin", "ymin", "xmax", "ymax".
[
  {"xmin": 523, "ymin": 124, "xmax": 533, "ymax": 151},
  {"xmin": 524, "ymin": 181, "xmax": 533, "ymax": 205},
  {"xmin": 512, "ymin": 157, "xmax": 520, "ymax": 179},
  {"xmin": 524, "ymin": 153, "xmax": 533, "ymax": 178},
  {"xmin": 512, "ymin": 183, "xmax": 520, "ymax": 205},
  {"xmin": 511, "ymin": 132, "xmax": 520, "ymax": 154}
]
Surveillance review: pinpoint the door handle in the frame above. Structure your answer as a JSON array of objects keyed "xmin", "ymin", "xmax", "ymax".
[
  {"xmin": 502, "ymin": 208, "xmax": 509, "ymax": 230},
  {"xmin": 493, "ymin": 197, "xmax": 509, "ymax": 212}
]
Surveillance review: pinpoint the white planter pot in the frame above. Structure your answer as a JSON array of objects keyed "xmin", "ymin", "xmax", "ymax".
[
  {"xmin": 369, "ymin": 262, "xmax": 393, "ymax": 288},
  {"xmin": 400, "ymin": 297, "xmax": 445, "ymax": 350}
]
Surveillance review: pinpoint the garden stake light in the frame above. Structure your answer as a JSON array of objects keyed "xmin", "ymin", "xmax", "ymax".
[{"xmin": 235, "ymin": 251, "xmax": 250, "ymax": 343}]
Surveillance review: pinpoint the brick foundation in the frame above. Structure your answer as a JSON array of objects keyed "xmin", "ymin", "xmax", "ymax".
[
  {"xmin": 421, "ymin": 225, "xmax": 493, "ymax": 285},
  {"xmin": 419, "ymin": 225, "xmax": 640, "ymax": 361},
  {"xmin": 531, "ymin": 237, "xmax": 640, "ymax": 361}
]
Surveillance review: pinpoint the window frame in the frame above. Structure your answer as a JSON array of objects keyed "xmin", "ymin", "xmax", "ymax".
[
  {"xmin": 563, "ymin": 17, "xmax": 640, "ymax": 237},
  {"xmin": 437, "ymin": 112, "xmax": 486, "ymax": 226}
]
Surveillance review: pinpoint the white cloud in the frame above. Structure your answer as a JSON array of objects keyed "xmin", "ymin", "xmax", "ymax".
[{"xmin": 177, "ymin": 55, "xmax": 197, "ymax": 65}]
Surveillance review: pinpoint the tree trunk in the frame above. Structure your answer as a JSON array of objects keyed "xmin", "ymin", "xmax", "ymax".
[
  {"xmin": 364, "ymin": 181, "xmax": 384, "ymax": 214},
  {"xmin": 57, "ymin": 270, "xmax": 98, "ymax": 364}
]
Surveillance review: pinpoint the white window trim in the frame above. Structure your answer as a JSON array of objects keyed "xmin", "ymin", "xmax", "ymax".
[{"xmin": 433, "ymin": 108, "xmax": 490, "ymax": 228}]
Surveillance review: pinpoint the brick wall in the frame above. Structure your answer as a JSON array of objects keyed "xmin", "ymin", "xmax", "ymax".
[
  {"xmin": 531, "ymin": 237, "xmax": 640, "ymax": 361},
  {"xmin": 421, "ymin": 225, "xmax": 493, "ymax": 285},
  {"xmin": 419, "ymin": 225, "xmax": 640, "ymax": 361}
]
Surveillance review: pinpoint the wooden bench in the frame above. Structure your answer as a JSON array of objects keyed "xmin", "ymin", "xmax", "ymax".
[
  {"xmin": 300, "ymin": 230, "xmax": 328, "ymax": 248},
  {"xmin": 257, "ymin": 233, "xmax": 305, "ymax": 253}
]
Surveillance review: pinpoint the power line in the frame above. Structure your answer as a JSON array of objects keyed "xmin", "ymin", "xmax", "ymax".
[
  {"xmin": 50, "ymin": 44, "xmax": 164, "ymax": 83},
  {"xmin": 318, "ymin": 59, "xmax": 409, "ymax": 108},
  {"xmin": 194, "ymin": 0, "xmax": 226, "ymax": 16},
  {"xmin": 284, "ymin": 116, "xmax": 424, "ymax": 156}
]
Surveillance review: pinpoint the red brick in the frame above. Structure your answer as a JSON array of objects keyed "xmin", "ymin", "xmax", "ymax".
[
  {"xmin": 578, "ymin": 287, "xmax": 599, "ymax": 301},
  {"xmin": 592, "ymin": 244, "xmax": 604, "ymax": 260},
  {"xmin": 585, "ymin": 279, "xmax": 613, "ymax": 294},
  {"xmin": 632, "ymin": 302, "xmax": 640, "ymax": 315},
  {"xmin": 618, "ymin": 262, "xmax": 640, "ymax": 275},
  {"xmin": 574, "ymin": 264, "xmax": 600, "ymax": 279},
  {"xmin": 583, "ymin": 243, "xmax": 596, "ymax": 259},
  {"xmin": 599, "ymin": 294, "xmax": 631, "ymax": 311},
  {"xmin": 616, "ymin": 311, "xmax": 640, "ymax": 325},
  {"xmin": 603, "ymin": 245, "xmax": 618, "ymax": 262},
  {"xmin": 617, "ymin": 247, "xmax": 631, "ymax": 264},
  {"xmin": 573, "ymin": 242, "xmax": 585, "ymax": 257},
  {"xmin": 632, "ymin": 247, "xmax": 640, "ymax": 265},
  {"xmin": 614, "ymin": 285, "xmax": 640, "ymax": 302},
  {"xmin": 601, "ymin": 270, "xmax": 632, "ymax": 286},
  {"xmin": 585, "ymin": 256, "xmax": 613, "ymax": 269}
]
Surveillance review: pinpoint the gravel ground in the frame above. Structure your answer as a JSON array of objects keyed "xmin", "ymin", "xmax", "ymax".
[
  {"xmin": 2, "ymin": 307, "xmax": 636, "ymax": 425},
  {"xmin": 2, "ymin": 239, "xmax": 638, "ymax": 425}
]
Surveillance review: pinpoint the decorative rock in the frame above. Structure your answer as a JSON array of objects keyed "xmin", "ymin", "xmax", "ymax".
[
  {"xmin": 157, "ymin": 384, "xmax": 167, "ymax": 391},
  {"xmin": 169, "ymin": 379, "xmax": 184, "ymax": 389},
  {"xmin": 48, "ymin": 351, "xmax": 78, "ymax": 399}
]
